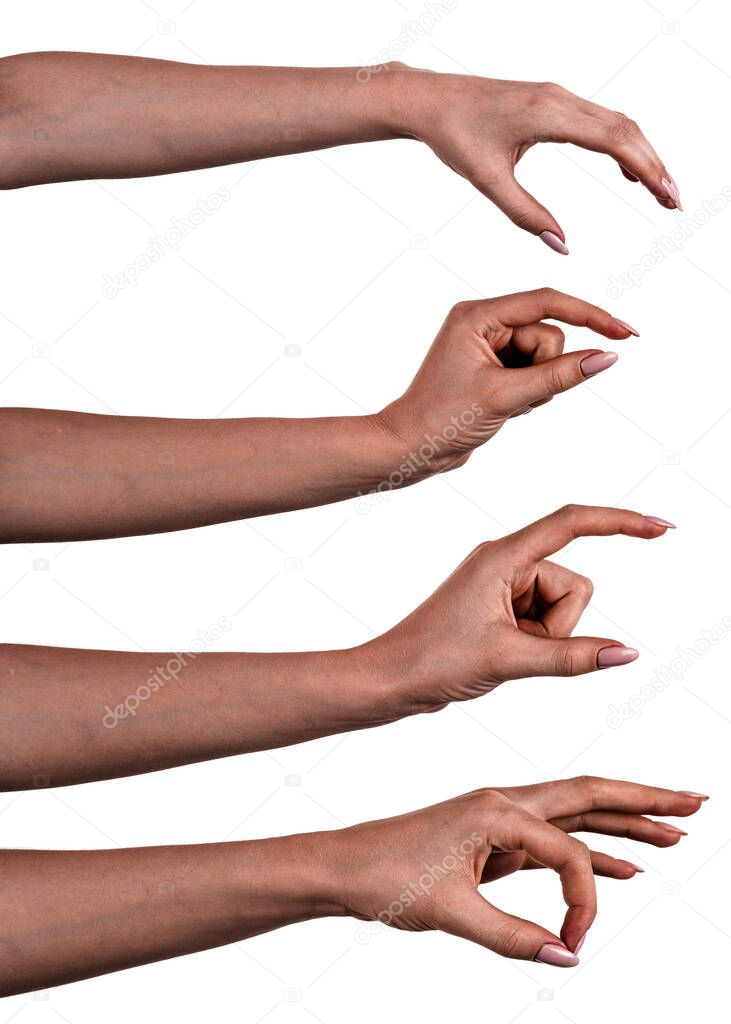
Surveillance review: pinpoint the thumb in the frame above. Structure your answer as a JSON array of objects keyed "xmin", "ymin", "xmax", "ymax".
[
  {"xmin": 500, "ymin": 349, "xmax": 618, "ymax": 412},
  {"xmin": 472, "ymin": 163, "xmax": 568, "ymax": 253},
  {"xmin": 443, "ymin": 891, "xmax": 578, "ymax": 965},
  {"xmin": 510, "ymin": 633, "xmax": 639, "ymax": 679}
]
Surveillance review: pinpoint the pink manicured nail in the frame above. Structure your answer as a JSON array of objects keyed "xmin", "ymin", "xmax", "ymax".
[
  {"xmin": 654, "ymin": 822, "xmax": 687, "ymax": 836},
  {"xmin": 534, "ymin": 943, "xmax": 579, "ymax": 967},
  {"xmin": 597, "ymin": 646, "xmax": 639, "ymax": 668},
  {"xmin": 678, "ymin": 791, "xmax": 709, "ymax": 800},
  {"xmin": 669, "ymin": 176, "xmax": 684, "ymax": 212},
  {"xmin": 580, "ymin": 351, "xmax": 618, "ymax": 378},
  {"xmin": 509, "ymin": 405, "xmax": 534, "ymax": 418},
  {"xmin": 574, "ymin": 934, "xmax": 586, "ymax": 955},
  {"xmin": 644, "ymin": 516, "xmax": 676, "ymax": 529},
  {"xmin": 539, "ymin": 230, "xmax": 569, "ymax": 255},
  {"xmin": 661, "ymin": 177, "xmax": 683, "ymax": 211},
  {"xmin": 613, "ymin": 318, "xmax": 640, "ymax": 337},
  {"xmin": 628, "ymin": 862, "xmax": 645, "ymax": 873}
]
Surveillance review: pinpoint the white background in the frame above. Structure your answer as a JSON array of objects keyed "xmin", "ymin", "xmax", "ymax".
[{"xmin": 1, "ymin": 0, "xmax": 730, "ymax": 1019}]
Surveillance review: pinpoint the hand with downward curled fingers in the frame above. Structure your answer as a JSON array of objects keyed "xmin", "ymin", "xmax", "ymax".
[
  {"xmin": 370, "ymin": 505, "xmax": 675, "ymax": 712},
  {"xmin": 333, "ymin": 778, "xmax": 706, "ymax": 965},
  {"xmin": 378, "ymin": 289, "xmax": 639, "ymax": 473},
  {"xmin": 400, "ymin": 71, "xmax": 682, "ymax": 252}
]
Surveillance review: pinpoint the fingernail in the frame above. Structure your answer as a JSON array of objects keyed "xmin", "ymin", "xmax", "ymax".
[
  {"xmin": 661, "ymin": 177, "xmax": 683, "ymax": 211},
  {"xmin": 580, "ymin": 351, "xmax": 618, "ymax": 378},
  {"xmin": 669, "ymin": 176, "xmax": 684, "ymax": 212},
  {"xmin": 678, "ymin": 791, "xmax": 709, "ymax": 800},
  {"xmin": 574, "ymin": 934, "xmax": 586, "ymax": 955},
  {"xmin": 534, "ymin": 943, "xmax": 579, "ymax": 967},
  {"xmin": 613, "ymin": 317, "xmax": 640, "ymax": 337},
  {"xmin": 644, "ymin": 515, "xmax": 676, "ymax": 529},
  {"xmin": 654, "ymin": 822, "xmax": 688, "ymax": 836},
  {"xmin": 539, "ymin": 230, "xmax": 569, "ymax": 255},
  {"xmin": 509, "ymin": 405, "xmax": 534, "ymax": 418},
  {"xmin": 597, "ymin": 645, "xmax": 639, "ymax": 668},
  {"xmin": 628, "ymin": 862, "xmax": 645, "ymax": 873}
]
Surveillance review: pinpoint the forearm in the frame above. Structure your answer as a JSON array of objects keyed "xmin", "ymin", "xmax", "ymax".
[
  {"xmin": 0, "ymin": 833, "xmax": 342, "ymax": 996},
  {"xmin": 0, "ymin": 641, "xmax": 405, "ymax": 788},
  {"xmin": 0, "ymin": 52, "xmax": 418, "ymax": 188},
  {"xmin": 0, "ymin": 407, "xmax": 420, "ymax": 542}
]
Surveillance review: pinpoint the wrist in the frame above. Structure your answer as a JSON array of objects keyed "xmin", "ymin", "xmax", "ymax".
[
  {"xmin": 350, "ymin": 412, "xmax": 440, "ymax": 506},
  {"xmin": 340, "ymin": 639, "xmax": 412, "ymax": 726},
  {"xmin": 369, "ymin": 64, "xmax": 441, "ymax": 140},
  {"xmin": 370, "ymin": 403, "xmax": 466, "ymax": 480}
]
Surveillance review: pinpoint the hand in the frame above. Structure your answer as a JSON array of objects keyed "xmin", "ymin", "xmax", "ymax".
[
  {"xmin": 370, "ymin": 505, "xmax": 675, "ymax": 712},
  {"xmin": 328, "ymin": 777, "xmax": 706, "ymax": 964},
  {"xmin": 397, "ymin": 69, "xmax": 680, "ymax": 250},
  {"xmin": 376, "ymin": 289, "xmax": 638, "ymax": 473}
]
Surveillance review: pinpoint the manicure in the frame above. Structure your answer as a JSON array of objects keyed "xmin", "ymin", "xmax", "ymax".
[
  {"xmin": 534, "ymin": 943, "xmax": 579, "ymax": 967},
  {"xmin": 539, "ymin": 230, "xmax": 569, "ymax": 255},
  {"xmin": 613, "ymin": 317, "xmax": 640, "ymax": 337},
  {"xmin": 654, "ymin": 822, "xmax": 688, "ymax": 836},
  {"xmin": 574, "ymin": 934, "xmax": 586, "ymax": 955},
  {"xmin": 580, "ymin": 351, "xmax": 618, "ymax": 378},
  {"xmin": 509, "ymin": 405, "xmax": 534, "ymax": 418},
  {"xmin": 669, "ymin": 176, "xmax": 684, "ymax": 212},
  {"xmin": 597, "ymin": 645, "xmax": 639, "ymax": 668},
  {"xmin": 678, "ymin": 791, "xmax": 709, "ymax": 800},
  {"xmin": 661, "ymin": 176, "xmax": 683, "ymax": 211},
  {"xmin": 644, "ymin": 515, "xmax": 676, "ymax": 529}
]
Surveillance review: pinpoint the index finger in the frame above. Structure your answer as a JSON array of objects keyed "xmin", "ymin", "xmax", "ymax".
[
  {"xmin": 496, "ymin": 807, "xmax": 596, "ymax": 951},
  {"xmin": 505, "ymin": 504, "xmax": 674, "ymax": 562},
  {"xmin": 482, "ymin": 288, "xmax": 633, "ymax": 338},
  {"xmin": 499, "ymin": 777, "xmax": 708, "ymax": 822}
]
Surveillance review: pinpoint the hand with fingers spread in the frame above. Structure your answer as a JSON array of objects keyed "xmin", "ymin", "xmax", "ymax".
[
  {"xmin": 379, "ymin": 288, "xmax": 638, "ymax": 469},
  {"xmin": 402, "ymin": 71, "xmax": 681, "ymax": 251},
  {"xmin": 371, "ymin": 505, "xmax": 675, "ymax": 712},
  {"xmin": 335, "ymin": 778, "xmax": 706, "ymax": 965}
]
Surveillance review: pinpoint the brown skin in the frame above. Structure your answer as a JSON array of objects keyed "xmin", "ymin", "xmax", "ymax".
[
  {"xmin": 0, "ymin": 506, "xmax": 670, "ymax": 790},
  {"xmin": 0, "ymin": 54, "xmax": 679, "ymax": 238},
  {"xmin": 0, "ymin": 289, "xmax": 635, "ymax": 544},
  {"xmin": 0, "ymin": 778, "xmax": 705, "ymax": 995}
]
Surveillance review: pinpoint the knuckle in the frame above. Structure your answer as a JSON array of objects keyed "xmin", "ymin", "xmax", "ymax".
[
  {"xmin": 480, "ymin": 786, "xmax": 511, "ymax": 804},
  {"xmin": 448, "ymin": 300, "xmax": 476, "ymax": 322},
  {"xmin": 508, "ymin": 205, "xmax": 537, "ymax": 231},
  {"xmin": 543, "ymin": 361, "xmax": 568, "ymax": 395},
  {"xmin": 568, "ymin": 837, "xmax": 593, "ymax": 869},
  {"xmin": 573, "ymin": 775, "xmax": 599, "ymax": 808},
  {"xmin": 551, "ymin": 643, "xmax": 578, "ymax": 677},
  {"xmin": 540, "ymin": 81, "xmax": 567, "ymax": 100},
  {"xmin": 474, "ymin": 539, "xmax": 496, "ymax": 560},
  {"xmin": 576, "ymin": 574, "xmax": 594, "ymax": 599},
  {"xmin": 545, "ymin": 323, "xmax": 566, "ymax": 344},
  {"xmin": 610, "ymin": 112, "xmax": 640, "ymax": 144},
  {"xmin": 535, "ymin": 286, "xmax": 558, "ymax": 304},
  {"xmin": 493, "ymin": 921, "xmax": 523, "ymax": 958},
  {"xmin": 558, "ymin": 502, "xmax": 580, "ymax": 521}
]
